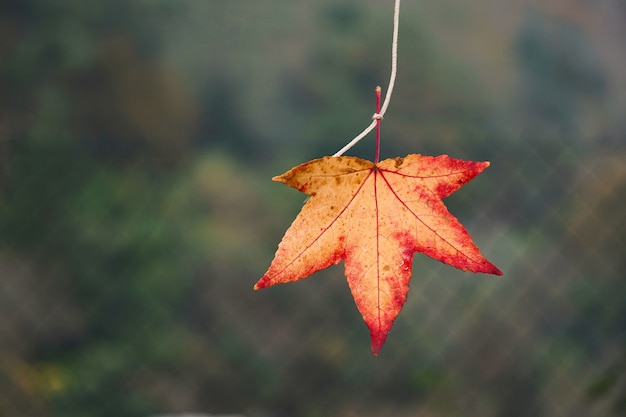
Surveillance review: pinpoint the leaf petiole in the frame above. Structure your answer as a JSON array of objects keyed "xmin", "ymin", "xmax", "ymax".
[{"xmin": 374, "ymin": 86, "xmax": 382, "ymax": 164}]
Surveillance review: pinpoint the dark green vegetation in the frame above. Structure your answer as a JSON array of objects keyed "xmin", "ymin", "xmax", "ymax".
[{"xmin": 1, "ymin": 1, "xmax": 624, "ymax": 416}]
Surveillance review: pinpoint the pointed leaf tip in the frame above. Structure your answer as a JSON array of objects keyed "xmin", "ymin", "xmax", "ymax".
[
  {"xmin": 371, "ymin": 332, "xmax": 388, "ymax": 356},
  {"xmin": 253, "ymin": 277, "xmax": 270, "ymax": 290}
]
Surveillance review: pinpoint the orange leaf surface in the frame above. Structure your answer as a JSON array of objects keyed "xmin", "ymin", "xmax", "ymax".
[{"xmin": 255, "ymin": 154, "xmax": 502, "ymax": 355}]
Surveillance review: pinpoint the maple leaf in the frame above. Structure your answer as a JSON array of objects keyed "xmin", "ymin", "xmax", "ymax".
[{"xmin": 255, "ymin": 154, "xmax": 502, "ymax": 355}]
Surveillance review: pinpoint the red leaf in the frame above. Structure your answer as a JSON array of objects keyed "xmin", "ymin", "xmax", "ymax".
[{"xmin": 255, "ymin": 154, "xmax": 502, "ymax": 355}]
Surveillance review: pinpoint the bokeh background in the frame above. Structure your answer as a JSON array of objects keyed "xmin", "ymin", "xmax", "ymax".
[{"xmin": 1, "ymin": 0, "xmax": 625, "ymax": 416}]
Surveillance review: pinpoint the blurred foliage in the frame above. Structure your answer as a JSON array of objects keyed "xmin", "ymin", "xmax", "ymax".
[
  {"xmin": 0, "ymin": 1, "xmax": 625, "ymax": 417},
  {"xmin": 588, "ymin": 353, "xmax": 626, "ymax": 415},
  {"xmin": 515, "ymin": 10, "xmax": 606, "ymax": 136}
]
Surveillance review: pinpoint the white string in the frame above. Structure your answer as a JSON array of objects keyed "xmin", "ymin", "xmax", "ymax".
[{"xmin": 333, "ymin": 0, "xmax": 400, "ymax": 157}]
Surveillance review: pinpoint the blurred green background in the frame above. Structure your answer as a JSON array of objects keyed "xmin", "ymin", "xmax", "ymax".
[{"xmin": 1, "ymin": 0, "xmax": 624, "ymax": 416}]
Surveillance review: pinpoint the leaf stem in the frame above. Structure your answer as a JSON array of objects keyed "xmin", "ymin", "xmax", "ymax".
[
  {"xmin": 374, "ymin": 86, "xmax": 382, "ymax": 164},
  {"xmin": 333, "ymin": 0, "xmax": 400, "ymax": 158}
]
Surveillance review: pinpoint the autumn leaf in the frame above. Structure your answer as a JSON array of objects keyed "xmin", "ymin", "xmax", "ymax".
[{"xmin": 255, "ymin": 154, "xmax": 502, "ymax": 355}]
